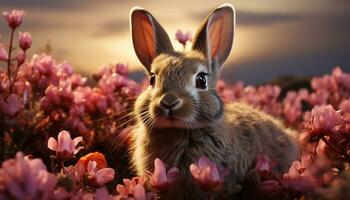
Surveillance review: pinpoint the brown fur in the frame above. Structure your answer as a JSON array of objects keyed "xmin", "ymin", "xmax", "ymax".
[
  {"xmin": 130, "ymin": 53, "xmax": 298, "ymax": 199},
  {"xmin": 129, "ymin": 4, "xmax": 298, "ymax": 200}
]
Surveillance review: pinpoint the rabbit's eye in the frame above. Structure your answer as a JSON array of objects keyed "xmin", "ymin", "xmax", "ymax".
[
  {"xmin": 196, "ymin": 72, "xmax": 207, "ymax": 89},
  {"xmin": 150, "ymin": 73, "xmax": 156, "ymax": 87}
]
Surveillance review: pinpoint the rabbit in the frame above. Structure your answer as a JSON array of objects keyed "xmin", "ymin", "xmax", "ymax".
[{"xmin": 129, "ymin": 3, "xmax": 298, "ymax": 200}]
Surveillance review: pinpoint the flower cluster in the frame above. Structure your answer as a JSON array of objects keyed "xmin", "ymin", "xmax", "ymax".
[
  {"xmin": 0, "ymin": 9, "xmax": 350, "ymax": 200},
  {"xmin": 0, "ymin": 10, "xmax": 142, "ymax": 169},
  {"xmin": 0, "ymin": 152, "xmax": 57, "ymax": 200}
]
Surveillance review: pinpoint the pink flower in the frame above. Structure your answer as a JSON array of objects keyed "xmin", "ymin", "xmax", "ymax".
[
  {"xmin": 116, "ymin": 177, "xmax": 157, "ymax": 200},
  {"xmin": 332, "ymin": 67, "xmax": 350, "ymax": 90},
  {"xmin": 53, "ymin": 186, "xmax": 116, "ymax": 200},
  {"xmin": 69, "ymin": 152, "xmax": 115, "ymax": 186},
  {"xmin": 94, "ymin": 187, "xmax": 115, "ymax": 200},
  {"xmin": 53, "ymin": 187, "xmax": 72, "ymax": 200},
  {"xmin": 175, "ymin": 29, "xmax": 192, "ymax": 46},
  {"xmin": 342, "ymin": 113, "xmax": 350, "ymax": 133},
  {"xmin": 0, "ymin": 44, "xmax": 9, "ymax": 61},
  {"xmin": 18, "ymin": 31, "xmax": 32, "ymax": 51},
  {"xmin": 98, "ymin": 72, "xmax": 128, "ymax": 94},
  {"xmin": 86, "ymin": 160, "xmax": 115, "ymax": 185},
  {"xmin": 0, "ymin": 93, "xmax": 22, "ymax": 117},
  {"xmin": 340, "ymin": 100, "xmax": 350, "ymax": 113},
  {"xmin": 189, "ymin": 156, "xmax": 228, "ymax": 192},
  {"xmin": 57, "ymin": 62, "xmax": 73, "ymax": 77},
  {"xmin": 149, "ymin": 158, "xmax": 179, "ymax": 190},
  {"xmin": 70, "ymin": 74, "xmax": 87, "ymax": 87},
  {"xmin": 47, "ymin": 130, "xmax": 83, "ymax": 160},
  {"xmin": 259, "ymin": 180, "xmax": 282, "ymax": 195},
  {"xmin": 309, "ymin": 90, "xmax": 329, "ymax": 106},
  {"xmin": 133, "ymin": 184, "xmax": 146, "ymax": 200},
  {"xmin": 76, "ymin": 152, "xmax": 108, "ymax": 171},
  {"xmin": 0, "ymin": 152, "xmax": 57, "ymax": 200},
  {"xmin": 339, "ymin": 100, "xmax": 350, "ymax": 132},
  {"xmin": 3, "ymin": 10, "xmax": 25, "ymax": 29},
  {"xmin": 304, "ymin": 105, "xmax": 343, "ymax": 139},
  {"xmin": 283, "ymin": 89, "xmax": 309, "ymax": 124},
  {"xmin": 256, "ymin": 155, "xmax": 275, "ymax": 171},
  {"xmin": 311, "ymin": 75, "xmax": 338, "ymax": 93},
  {"xmin": 116, "ymin": 178, "xmax": 137, "ymax": 198},
  {"xmin": 281, "ymin": 154, "xmax": 317, "ymax": 194},
  {"xmin": 41, "ymin": 79, "xmax": 74, "ymax": 110},
  {"xmin": 116, "ymin": 63, "xmax": 129, "ymax": 76},
  {"xmin": 73, "ymin": 87, "xmax": 108, "ymax": 113}
]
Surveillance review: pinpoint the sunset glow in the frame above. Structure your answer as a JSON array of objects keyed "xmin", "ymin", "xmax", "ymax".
[{"xmin": 1, "ymin": 0, "xmax": 349, "ymax": 83}]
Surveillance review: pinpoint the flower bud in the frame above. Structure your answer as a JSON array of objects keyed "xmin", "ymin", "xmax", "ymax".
[
  {"xmin": 18, "ymin": 32, "xmax": 32, "ymax": 50},
  {"xmin": 3, "ymin": 10, "xmax": 25, "ymax": 29}
]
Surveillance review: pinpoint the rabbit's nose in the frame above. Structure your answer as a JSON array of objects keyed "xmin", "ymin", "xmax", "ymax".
[{"xmin": 159, "ymin": 92, "xmax": 182, "ymax": 110}]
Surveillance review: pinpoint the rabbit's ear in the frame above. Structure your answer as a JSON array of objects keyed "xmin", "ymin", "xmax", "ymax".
[
  {"xmin": 192, "ymin": 4, "xmax": 235, "ymax": 71},
  {"xmin": 130, "ymin": 7, "xmax": 173, "ymax": 72}
]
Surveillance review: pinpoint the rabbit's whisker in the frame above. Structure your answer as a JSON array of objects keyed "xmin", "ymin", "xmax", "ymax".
[{"xmin": 94, "ymin": 108, "xmax": 134, "ymax": 122}]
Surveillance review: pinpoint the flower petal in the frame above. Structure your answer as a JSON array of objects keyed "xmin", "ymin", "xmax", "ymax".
[
  {"xmin": 74, "ymin": 146, "xmax": 84, "ymax": 155},
  {"xmin": 198, "ymin": 156, "xmax": 215, "ymax": 169},
  {"xmin": 73, "ymin": 136, "xmax": 83, "ymax": 147},
  {"xmin": 152, "ymin": 158, "xmax": 167, "ymax": 185},
  {"xmin": 6, "ymin": 181, "xmax": 27, "ymax": 200},
  {"xmin": 167, "ymin": 167, "xmax": 179, "ymax": 182},
  {"xmin": 133, "ymin": 184, "xmax": 146, "ymax": 200},
  {"xmin": 123, "ymin": 178, "xmax": 134, "ymax": 194},
  {"xmin": 87, "ymin": 160, "xmax": 97, "ymax": 173},
  {"xmin": 95, "ymin": 187, "xmax": 110, "ymax": 200},
  {"xmin": 95, "ymin": 168, "xmax": 115, "ymax": 185},
  {"xmin": 57, "ymin": 130, "xmax": 73, "ymax": 153},
  {"xmin": 47, "ymin": 138, "xmax": 58, "ymax": 151},
  {"xmin": 255, "ymin": 155, "xmax": 270, "ymax": 171},
  {"xmin": 116, "ymin": 184, "xmax": 128, "ymax": 196},
  {"xmin": 74, "ymin": 162, "xmax": 86, "ymax": 180},
  {"xmin": 189, "ymin": 164, "xmax": 200, "ymax": 179}
]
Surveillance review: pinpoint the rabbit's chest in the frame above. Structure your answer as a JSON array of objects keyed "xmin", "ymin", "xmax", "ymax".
[{"xmin": 143, "ymin": 127, "xmax": 227, "ymax": 170}]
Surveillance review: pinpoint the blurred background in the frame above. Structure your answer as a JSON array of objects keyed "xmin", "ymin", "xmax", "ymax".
[{"xmin": 1, "ymin": 0, "xmax": 349, "ymax": 84}]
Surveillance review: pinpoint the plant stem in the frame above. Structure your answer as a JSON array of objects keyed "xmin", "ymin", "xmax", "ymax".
[
  {"xmin": 18, "ymin": 131, "xmax": 29, "ymax": 150},
  {"xmin": 10, "ymin": 60, "xmax": 23, "ymax": 93},
  {"xmin": 7, "ymin": 28, "xmax": 15, "ymax": 93},
  {"xmin": 50, "ymin": 156, "xmax": 56, "ymax": 174},
  {"xmin": 60, "ymin": 159, "xmax": 66, "ymax": 174},
  {"xmin": 321, "ymin": 136, "xmax": 350, "ymax": 163},
  {"xmin": 207, "ymin": 192, "xmax": 213, "ymax": 200}
]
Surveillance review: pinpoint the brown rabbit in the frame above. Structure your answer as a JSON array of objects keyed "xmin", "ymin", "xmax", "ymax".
[{"xmin": 129, "ymin": 4, "xmax": 298, "ymax": 200}]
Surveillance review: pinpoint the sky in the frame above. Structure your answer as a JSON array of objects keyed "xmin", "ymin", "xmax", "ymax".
[{"xmin": 1, "ymin": 0, "xmax": 349, "ymax": 84}]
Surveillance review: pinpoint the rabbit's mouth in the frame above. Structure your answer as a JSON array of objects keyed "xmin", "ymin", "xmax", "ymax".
[
  {"xmin": 153, "ymin": 116, "xmax": 207, "ymax": 129},
  {"xmin": 153, "ymin": 116, "xmax": 187, "ymax": 128}
]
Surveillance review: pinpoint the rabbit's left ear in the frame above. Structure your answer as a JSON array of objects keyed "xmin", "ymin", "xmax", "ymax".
[
  {"xmin": 192, "ymin": 4, "xmax": 235, "ymax": 71},
  {"xmin": 130, "ymin": 7, "xmax": 173, "ymax": 72}
]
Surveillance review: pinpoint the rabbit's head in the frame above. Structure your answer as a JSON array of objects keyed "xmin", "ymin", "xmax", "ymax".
[{"xmin": 131, "ymin": 4, "xmax": 235, "ymax": 129}]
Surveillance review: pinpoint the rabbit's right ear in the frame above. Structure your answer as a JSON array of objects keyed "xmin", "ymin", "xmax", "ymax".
[
  {"xmin": 130, "ymin": 8, "xmax": 173, "ymax": 72},
  {"xmin": 192, "ymin": 4, "xmax": 235, "ymax": 71}
]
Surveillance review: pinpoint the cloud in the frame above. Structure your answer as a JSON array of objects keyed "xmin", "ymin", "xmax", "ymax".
[
  {"xmin": 236, "ymin": 11, "xmax": 302, "ymax": 26},
  {"xmin": 220, "ymin": 49, "xmax": 350, "ymax": 85},
  {"xmin": 1, "ymin": 0, "xmax": 348, "ymax": 83},
  {"xmin": 92, "ymin": 19, "xmax": 130, "ymax": 37}
]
